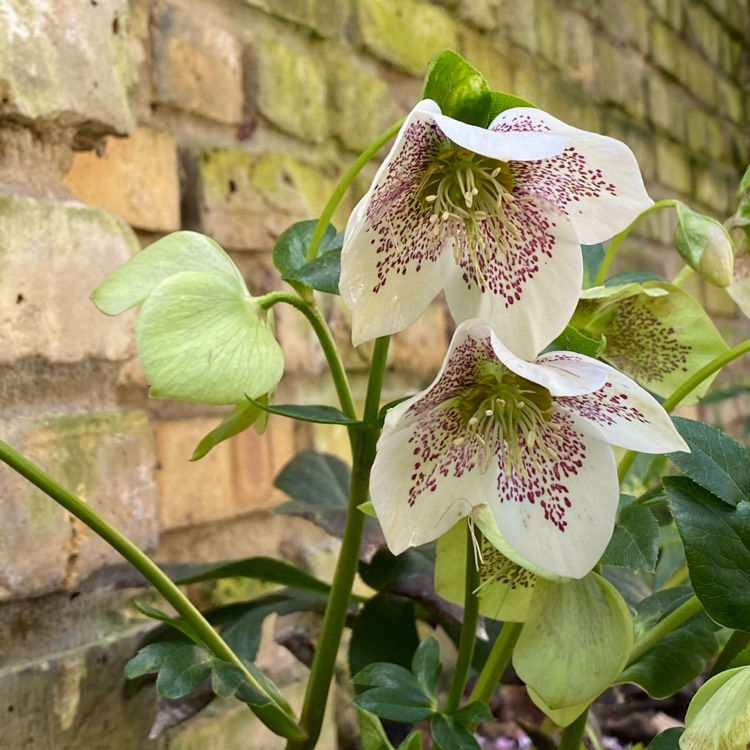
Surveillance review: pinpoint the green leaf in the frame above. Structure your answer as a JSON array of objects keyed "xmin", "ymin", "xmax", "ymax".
[
  {"xmin": 353, "ymin": 662, "xmax": 422, "ymax": 691},
  {"xmin": 431, "ymin": 713, "xmax": 481, "ymax": 750},
  {"xmin": 633, "ymin": 586, "xmax": 694, "ymax": 640},
  {"xmin": 618, "ymin": 612, "xmax": 718, "ymax": 698},
  {"xmin": 173, "ymin": 556, "xmax": 331, "ymax": 595},
  {"xmin": 137, "ymin": 271, "xmax": 284, "ymax": 404},
  {"xmin": 668, "ymin": 417, "xmax": 750, "ymax": 506},
  {"xmin": 648, "ymin": 728, "xmax": 685, "ymax": 749},
  {"xmin": 451, "ymin": 701, "xmax": 493, "ymax": 725},
  {"xmin": 349, "ymin": 593, "xmax": 420, "ymax": 677},
  {"xmin": 133, "ymin": 602, "xmax": 203, "ymax": 643},
  {"xmin": 211, "ymin": 660, "xmax": 246, "ymax": 698},
  {"xmin": 250, "ymin": 400, "xmax": 357, "ymax": 425},
  {"xmin": 514, "ymin": 573, "xmax": 633, "ymax": 709},
  {"xmin": 354, "ymin": 688, "xmax": 435, "ymax": 723},
  {"xmin": 600, "ymin": 505, "xmax": 660, "ymax": 572},
  {"xmin": 92, "ymin": 231, "xmax": 245, "ymax": 315},
  {"xmin": 411, "ymin": 637, "xmax": 441, "ymax": 700},
  {"xmin": 235, "ymin": 681, "xmax": 272, "ymax": 708},
  {"xmin": 191, "ymin": 398, "xmax": 267, "ymax": 461},
  {"xmin": 357, "ymin": 708, "xmax": 395, "ymax": 750},
  {"xmin": 126, "ymin": 642, "xmax": 213, "ymax": 699},
  {"xmin": 486, "ymin": 90, "xmax": 536, "ymax": 121},
  {"xmin": 285, "ymin": 248, "xmax": 341, "ymax": 295},
  {"xmin": 604, "ymin": 271, "xmax": 667, "ymax": 286},
  {"xmin": 550, "ymin": 324, "xmax": 605, "ymax": 358},
  {"xmin": 397, "ymin": 732, "xmax": 423, "ymax": 750},
  {"xmin": 735, "ymin": 165, "xmax": 750, "ymax": 228},
  {"xmin": 421, "ymin": 49, "xmax": 490, "ymax": 126},
  {"xmin": 665, "ymin": 477, "xmax": 750, "ymax": 630},
  {"xmin": 582, "ymin": 243, "xmax": 605, "ymax": 288},
  {"xmin": 272, "ymin": 220, "xmax": 337, "ymax": 276},
  {"xmin": 274, "ymin": 451, "xmax": 385, "ymax": 554}
]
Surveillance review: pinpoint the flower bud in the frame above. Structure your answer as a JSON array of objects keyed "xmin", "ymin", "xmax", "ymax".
[{"xmin": 674, "ymin": 202, "xmax": 734, "ymax": 287}]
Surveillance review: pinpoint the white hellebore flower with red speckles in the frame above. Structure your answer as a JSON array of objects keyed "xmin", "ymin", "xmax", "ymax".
[
  {"xmin": 341, "ymin": 100, "xmax": 653, "ymax": 359},
  {"xmin": 371, "ymin": 320, "xmax": 688, "ymax": 579}
]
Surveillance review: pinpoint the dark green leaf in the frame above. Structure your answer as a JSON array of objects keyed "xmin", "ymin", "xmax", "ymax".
[
  {"xmin": 250, "ymin": 399, "xmax": 358, "ymax": 425},
  {"xmin": 134, "ymin": 602, "xmax": 203, "ymax": 643},
  {"xmin": 486, "ymin": 90, "xmax": 536, "ymax": 121},
  {"xmin": 357, "ymin": 708, "xmax": 396, "ymax": 750},
  {"xmin": 127, "ymin": 642, "xmax": 213, "ymax": 699},
  {"xmin": 285, "ymin": 248, "xmax": 341, "ymax": 295},
  {"xmin": 211, "ymin": 660, "xmax": 246, "ymax": 698},
  {"xmin": 411, "ymin": 637, "xmax": 441, "ymax": 700},
  {"xmin": 355, "ymin": 687, "xmax": 434, "ymax": 723},
  {"xmin": 618, "ymin": 612, "xmax": 718, "ymax": 698},
  {"xmin": 421, "ymin": 50, "xmax": 491, "ymax": 126},
  {"xmin": 653, "ymin": 524, "xmax": 687, "ymax": 592},
  {"xmin": 582, "ymin": 243, "xmax": 605, "ymax": 288},
  {"xmin": 601, "ymin": 567, "xmax": 653, "ymax": 609},
  {"xmin": 634, "ymin": 586, "xmax": 694, "ymax": 636},
  {"xmin": 603, "ymin": 271, "xmax": 667, "ymax": 286},
  {"xmin": 451, "ymin": 701, "xmax": 493, "ymax": 725},
  {"xmin": 397, "ymin": 732, "xmax": 423, "ymax": 750},
  {"xmin": 550, "ymin": 324, "xmax": 605, "ymax": 358},
  {"xmin": 274, "ymin": 451, "xmax": 385, "ymax": 554},
  {"xmin": 665, "ymin": 477, "xmax": 750, "ymax": 630},
  {"xmin": 235, "ymin": 681, "xmax": 272, "ymax": 707},
  {"xmin": 353, "ymin": 662, "xmax": 423, "ymax": 692},
  {"xmin": 431, "ymin": 713, "xmax": 481, "ymax": 750},
  {"xmin": 173, "ymin": 556, "xmax": 331, "ymax": 594},
  {"xmin": 600, "ymin": 505, "xmax": 660, "ymax": 572},
  {"xmin": 191, "ymin": 399, "xmax": 266, "ymax": 461},
  {"xmin": 669, "ymin": 417, "xmax": 750, "ymax": 506},
  {"xmin": 272, "ymin": 220, "xmax": 336, "ymax": 276},
  {"xmin": 350, "ymin": 593, "xmax": 420, "ymax": 677},
  {"xmin": 648, "ymin": 727, "xmax": 684, "ymax": 749}
]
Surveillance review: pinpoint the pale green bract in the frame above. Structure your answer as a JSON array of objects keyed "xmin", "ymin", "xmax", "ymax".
[{"xmin": 92, "ymin": 231, "xmax": 284, "ymax": 405}]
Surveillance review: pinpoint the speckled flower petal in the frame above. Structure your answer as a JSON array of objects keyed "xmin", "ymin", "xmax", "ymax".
[
  {"xmin": 341, "ymin": 103, "xmax": 453, "ymax": 346},
  {"xmin": 492, "ymin": 108, "xmax": 653, "ymax": 244},
  {"xmin": 442, "ymin": 197, "xmax": 583, "ymax": 360},
  {"xmin": 491, "ymin": 410, "xmax": 619, "ymax": 579},
  {"xmin": 371, "ymin": 402, "xmax": 496, "ymax": 555},
  {"xmin": 556, "ymin": 361, "xmax": 689, "ymax": 454}
]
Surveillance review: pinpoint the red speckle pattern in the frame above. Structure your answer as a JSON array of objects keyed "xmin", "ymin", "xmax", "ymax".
[
  {"xmin": 481, "ymin": 542, "xmax": 535, "ymax": 590},
  {"xmin": 361, "ymin": 118, "xmax": 559, "ymax": 309},
  {"xmin": 557, "ymin": 381, "xmax": 649, "ymax": 428}
]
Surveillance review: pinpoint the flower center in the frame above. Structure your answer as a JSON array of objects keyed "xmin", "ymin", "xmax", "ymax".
[
  {"xmin": 417, "ymin": 147, "xmax": 520, "ymax": 284},
  {"xmin": 454, "ymin": 371, "xmax": 559, "ymax": 474}
]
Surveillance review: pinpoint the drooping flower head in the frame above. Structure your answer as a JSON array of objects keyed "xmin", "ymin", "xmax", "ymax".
[
  {"xmin": 371, "ymin": 320, "xmax": 688, "ymax": 578},
  {"xmin": 341, "ymin": 100, "xmax": 653, "ymax": 359}
]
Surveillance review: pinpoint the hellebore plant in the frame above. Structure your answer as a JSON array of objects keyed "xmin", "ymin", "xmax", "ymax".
[{"xmin": 3, "ymin": 50, "xmax": 750, "ymax": 750}]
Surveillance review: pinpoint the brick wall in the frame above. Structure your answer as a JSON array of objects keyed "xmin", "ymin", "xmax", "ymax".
[{"xmin": 1, "ymin": 0, "xmax": 748, "ymax": 746}]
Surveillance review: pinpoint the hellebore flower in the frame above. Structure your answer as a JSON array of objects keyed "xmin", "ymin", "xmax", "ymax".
[
  {"xmin": 341, "ymin": 100, "xmax": 652, "ymax": 359},
  {"xmin": 370, "ymin": 320, "xmax": 688, "ymax": 578}
]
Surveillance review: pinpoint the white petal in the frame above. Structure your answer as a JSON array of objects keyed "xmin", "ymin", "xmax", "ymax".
[
  {"xmin": 493, "ymin": 108, "xmax": 653, "ymax": 244},
  {"xmin": 555, "ymin": 360, "xmax": 690, "ymax": 453},
  {"xmin": 433, "ymin": 112, "xmax": 568, "ymax": 161},
  {"xmin": 371, "ymin": 404, "xmax": 496, "ymax": 555},
  {"xmin": 490, "ymin": 411, "xmax": 619, "ymax": 578},
  {"xmin": 443, "ymin": 197, "xmax": 583, "ymax": 360},
  {"xmin": 340, "ymin": 102, "xmax": 451, "ymax": 345}
]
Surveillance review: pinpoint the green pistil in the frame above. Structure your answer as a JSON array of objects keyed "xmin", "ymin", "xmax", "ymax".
[
  {"xmin": 417, "ymin": 147, "xmax": 519, "ymax": 282},
  {"xmin": 456, "ymin": 372, "xmax": 555, "ymax": 473}
]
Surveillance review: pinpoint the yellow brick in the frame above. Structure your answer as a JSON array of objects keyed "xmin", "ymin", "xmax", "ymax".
[{"xmin": 64, "ymin": 127, "xmax": 180, "ymax": 233}]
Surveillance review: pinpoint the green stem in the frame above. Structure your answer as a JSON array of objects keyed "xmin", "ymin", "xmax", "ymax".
[
  {"xmin": 627, "ymin": 595, "xmax": 702, "ymax": 666},
  {"xmin": 709, "ymin": 630, "xmax": 750, "ymax": 677},
  {"xmin": 618, "ymin": 337, "xmax": 750, "ymax": 483},
  {"xmin": 671, "ymin": 265, "xmax": 694, "ymax": 287},
  {"xmin": 445, "ymin": 525, "xmax": 481, "ymax": 713},
  {"xmin": 558, "ymin": 707, "xmax": 589, "ymax": 750},
  {"xmin": 0, "ymin": 440, "xmax": 303, "ymax": 741},
  {"xmin": 289, "ymin": 337, "xmax": 390, "ymax": 750},
  {"xmin": 305, "ymin": 119, "xmax": 405, "ymax": 264},
  {"xmin": 260, "ymin": 292, "xmax": 357, "ymax": 420},
  {"xmin": 593, "ymin": 199, "xmax": 677, "ymax": 287},
  {"xmin": 469, "ymin": 621, "xmax": 524, "ymax": 705}
]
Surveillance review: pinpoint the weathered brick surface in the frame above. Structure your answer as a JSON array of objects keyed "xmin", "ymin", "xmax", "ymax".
[
  {"xmin": 152, "ymin": 2, "xmax": 244, "ymax": 124},
  {"xmin": 0, "ymin": 0, "xmax": 135, "ymax": 142},
  {"xmin": 64, "ymin": 127, "xmax": 180, "ymax": 233},
  {"xmin": 0, "ymin": 411, "xmax": 158, "ymax": 600},
  {"xmin": 0, "ymin": 195, "xmax": 139, "ymax": 363}
]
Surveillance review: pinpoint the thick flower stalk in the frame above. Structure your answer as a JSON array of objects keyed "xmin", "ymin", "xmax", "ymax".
[
  {"xmin": 371, "ymin": 320, "xmax": 688, "ymax": 578},
  {"xmin": 341, "ymin": 100, "xmax": 653, "ymax": 359}
]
